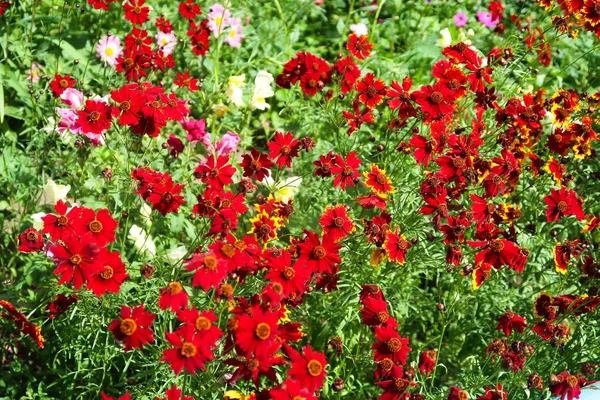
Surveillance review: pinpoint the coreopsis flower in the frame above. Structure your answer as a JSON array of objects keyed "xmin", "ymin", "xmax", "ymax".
[
  {"xmin": 443, "ymin": 42, "xmax": 478, "ymax": 64},
  {"xmin": 270, "ymin": 379, "xmax": 317, "ymax": 400},
  {"xmin": 101, "ymin": 393, "xmax": 131, "ymax": 400},
  {"xmin": 248, "ymin": 211, "xmax": 282, "ymax": 244},
  {"xmin": 50, "ymin": 74, "xmax": 76, "ymax": 98},
  {"xmin": 419, "ymin": 350, "xmax": 437, "ymax": 376},
  {"xmin": 18, "ymin": 227, "xmax": 44, "ymax": 253},
  {"xmin": 383, "ymin": 228, "xmax": 412, "ymax": 265},
  {"xmin": 77, "ymin": 99, "xmax": 113, "ymax": 135},
  {"xmin": 159, "ymin": 282, "xmax": 189, "ymax": 312},
  {"xmin": 0, "ymin": 300, "xmax": 45, "ymax": 348},
  {"xmin": 156, "ymin": 385, "xmax": 194, "ymax": 400},
  {"xmin": 241, "ymin": 148, "xmax": 274, "ymax": 182},
  {"xmin": 375, "ymin": 364, "xmax": 416, "ymax": 400},
  {"xmin": 48, "ymin": 235, "xmax": 104, "ymax": 290},
  {"xmin": 73, "ymin": 207, "xmax": 118, "ymax": 246},
  {"xmin": 334, "ymin": 56, "xmax": 361, "ymax": 93},
  {"xmin": 363, "ymin": 164, "xmax": 395, "ymax": 196},
  {"xmin": 342, "ymin": 100, "xmax": 375, "ymax": 136},
  {"xmin": 108, "ymin": 304, "xmax": 155, "ymax": 352},
  {"xmin": 476, "ymin": 384, "xmax": 507, "ymax": 400},
  {"xmin": 235, "ymin": 304, "xmax": 280, "ymax": 357},
  {"xmin": 264, "ymin": 255, "xmax": 311, "ymax": 299},
  {"xmin": 319, "ymin": 205, "xmax": 355, "ymax": 242},
  {"xmin": 554, "ymin": 240, "xmax": 585, "ymax": 274},
  {"xmin": 283, "ymin": 343, "xmax": 328, "ymax": 393},
  {"xmin": 162, "ymin": 324, "xmax": 216, "ymax": 375},
  {"xmin": 331, "ymin": 151, "xmax": 361, "ymax": 190},
  {"xmin": 356, "ymin": 73, "xmax": 386, "ymax": 109},
  {"xmin": 360, "ymin": 296, "xmax": 395, "ymax": 328},
  {"xmin": 179, "ymin": 0, "xmax": 201, "ymax": 20},
  {"xmin": 46, "ymin": 294, "xmax": 79, "ymax": 319},
  {"xmin": 123, "ymin": 0, "xmax": 150, "ymax": 25},
  {"xmin": 250, "ymin": 70, "xmax": 274, "ymax": 110},
  {"xmin": 356, "ymin": 191, "xmax": 390, "ymax": 211},
  {"xmin": 469, "ymin": 238, "xmax": 523, "ymax": 271},
  {"xmin": 267, "ymin": 131, "xmax": 301, "ymax": 168},
  {"xmin": 88, "ymin": 0, "xmax": 117, "ymax": 11},
  {"xmin": 174, "ymin": 72, "xmax": 200, "ymax": 92},
  {"xmin": 372, "ymin": 325, "xmax": 411, "ymax": 365},
  {"xmin": 439, "ymin": 216, "xmax": 470, "ymax": 244},
  {"xmin": 412, "ymin": 82, "xmax": 456, "ymax": 122},
  {"xmin": 87, "ymin": 249, "xmax": 129, "ymax": 296},
  {"xmin": 225, "ymin": 343, "xmax": 285, "ymax": 386},
  {"xmin": 110, "ymin": 86, "xmax": 144, "ymax": 125},
  {"xmin": 195, "ymin": 154, "xmax": 236, "ymax": 189},
  {"xmin": 472, "ymin": 263, "xmax": 493, "ymax": 290},
  {"xmin": 177, "ymin": 308, "xmax": 223, "ymax": 344},
  {"xmin": 185, "ymin": 251, "xmax": 228, "ymax": 292},
  {"xmin": 146, "ymin": 176, "xmax": 186, "ymax": 216},
  {"xmin": 495, "ymin": 310, "xmax": 527, "ymax": 336},
  {"xmin": 346, "ymin": 33, "xmax": 373, "ymax": 60},
  {"xmin": 295, "ymin": 230, "xmax": 341, "ymax": 274},
  {"xmin": 387, "ymin": 76, "xmax": 417, "ymax": 118},
  {"xmin": 448, "ymin": 386, "xmax": 469, "ymax": 400},
  {"xmin": 544, "ymin": 187, "xmax": 584, "ymax": 222}
]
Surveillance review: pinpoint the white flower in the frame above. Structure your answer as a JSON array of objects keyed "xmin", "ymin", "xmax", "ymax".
[
  {"xmin": 250, "ymin": 70, "xmax": 274, "ymax": 111},
  {"xmin": 140, "ymin": 203, "xmax": 153, "ymax": 227},
  {"xmin": 264, "ymin": 175, "xmax": 302, "ymax": 202},
  {"xmin": 350, "ymin": 23, "xmax": 368, "ymax": 36},
  {"xmin": 129, "ymin": 225, "xmax": 156, "ymax": 256},
  {"xmin": 226, "ymin": 74, "xmax": 246, "ymax": 107},
  {"xmin": 436, "ymin": 28, "xmax": 452, "ymax": 48},
  {"xmin": 167, "ymin": 246, "xmax": 187, "ymax": 261},
  {"xmin": 42, "ymin": 179, "xmax": 71, "ymax": 205},
  {"xmin": 31, "ymin": 212, "xmax": 46, "ymax": 231},
  {"xmin": 156, "ymin": 31, "xmax": 177, "ymax": 55}
]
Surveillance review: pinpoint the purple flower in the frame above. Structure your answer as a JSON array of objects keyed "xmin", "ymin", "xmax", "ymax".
[
  {"xmin": 477, "ymin": 11, "xmax": 499, "ymax": 28},
  {"xmin": 454, "ymin": 12, "xmax": 468, "ymax": 27},
  {"xmin": 215, "ymin": 131, "xmax": 240, "ymax": 156}
]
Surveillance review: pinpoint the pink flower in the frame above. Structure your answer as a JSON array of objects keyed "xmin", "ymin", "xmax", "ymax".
[
  {"xmin": 27, "ymin": 63, "xmax": 42, "ymax": 83},
  {"xmin": 454, "ymin": 12, "xmax": 468, "ymax": 27},
  {"xmin": 208, "ymin": 4, "xmax": 231, "ymax": 37},
  {"xmin": 182, "ymin": 119, "xmax": 208, "ymax": 141},
  {"xmin": 60, "ymin": 88, "xmax": 84, "ymax": 109},
  {"xmin": 215, "ymin": 131, "xmax": 240, "ymax": 155},
  {"xmin": 477, "ymin": 11, "xmax": 499, "ymax": 28},
  {"xmin": 56, "ymin": 108, "xmax": 82, "ymax": 135},
  {"xmin": 156, "ymin": 31, "xmax": 177, "ymax": 56},
  {"xmin": 224, "ymin": 17, "xmax": 245, "ymax": 48},
  {"xmin": 167, "ymin": 135, "xmax": 185, "ymax": 158},
  {"xmin": 96, "ymin": 35, "xmax": 122, "ymax": 67},
  {"xmin": 350, "ymin": 23, "xmax": 368, "ymax": 36}
]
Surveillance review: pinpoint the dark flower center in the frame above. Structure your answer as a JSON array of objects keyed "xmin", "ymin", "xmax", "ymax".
[
  {"xmin": 196, "ymin": 316, "xmax": 211, "ymax": 331},
  {"xmin": 167, "ymin": 281, "xmax": 183, "ymax": 294},
  {"xmin": 89, "ymin": 111, "xmax": 101, "ymax": 122},
  {"xmin": 387, "ymin": 337, "xmax": 402, "ymax": 352},
  {"xmin": 377, "ymin": 311, "xmax": 389, "ymax": 323},
  {"xmin": 120, "ymin": 101, "xmax": 131, "ymax": 111},
  {"xmin": 180, "ymin": 342, "xmax": 197, "ymax": 358},
  {"xmin": 489, "ymin": 239, "xmax": 504, "ymax": 253},
  {"xmin": 307, "ymin": 359, "xmax": 323, "ymax": 376},
  {"xmin": 367, "ymin": 85, "xmax": 377, "ymax": 97},
  {"xmin": 430, "ymin": 92, "xmax": 443, "ymax": 104},
  {"xmin": 259, "ymin": 224, "xmax": 272, "ymax": 236},
  {"xmin": 100, "ymin": 266, "xmax": 114, "ymax": 280},
  {"xmin": 162, "ymin": 192, "xmax": 173, "ymax": 203},
  {"xmin": 203, "ymin": 256, "xmax": 218, "ymax": 271},
  {"xmin": 280, "ymin": 145, "xmax": 291, "ymax": 155},
  {"xmin": 452, "ymin": 157, "xmax": 465, "ymax": 168},
  {"xmin": 394, "ymin": 378, "xmax": 409, "ymax": 393},
  {"xmin": 59, "ymin": 79, "xmax": 69, "ymax": 88},
  {"xmin": 246, "ymin": 359, "xmax": 259, "ymax": 371},
  {"xmin": 89, "ymin": 220, "xmax": 103, "ymax": 233},
  {"xmin": 70, "ymin": 254, "xmax": 82, "ymax": 265},
  {"xmin": 333, "ymin": 217, "xmax": 345, "ymax": 227},
  {"xmin": 255, "ymin": 322, "xmax": 271, "ymax": 340},
  {"xmin": 26, "ymin": 231, "xmax": 39, "ymax": 241},
  {"xmin": 566, "ymin": 375, "xmax": 578, "ymax": 388},
  {"xmin": 397, "ymin": 239, "xmax": 409, "ymax": 250},
  {"xmin": 283, "ymin": 267, "xmax": 295, "ymax": 280},
  {"xmin": 376, "ymin": 173, "xmax": 387, "ymax": 184},
  {"xmin": 312, "ymin": 246, "xmax": 327, "ymax": 259}
]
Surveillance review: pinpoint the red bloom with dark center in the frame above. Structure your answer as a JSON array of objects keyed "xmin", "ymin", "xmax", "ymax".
[
  {"xmin": 355, "ymin": 191, "xmax": 390, "ymax": 211},
  {"xmin": 73, "ymin": 207, "xmax": 118, "ymax": 247},
  {"xmin": 495, "ymin": 310, "xmax": 527, "ymax": 336},
  {"xmin": 439, "ymin": 216, "xmax": 471, "ymax": 244},
  {"xmin": 264, "ymin": 251, "xmax": 310, "ymax": 298},
  {"xmin": 372, "ymin": 325, "xmax": 412, "ymax": 365},
  {"xmin": 419, "ymin": 350, "xmax": 437, "ymax": 376},
  {"xmin": 448, "ymin": 386, "xmax": 470, "ymax": 400},
  {"xmin": 412, "ymin": 82, "xmax": 456, "ymax": 122},
  {"xmin": 116, "ymin": 50, "xmax": 152, "ymax": 82},
  {"xmin": 554, "ymin": 240, "xmax": 584, "ymax": 275},
  {"xmin": 185, "ymin": 251, "xmax": 228, "ymax": 292},
  {"xmin": 375, "ymin": 364, "xmax": 417, "ymax": 400},
  {"xmin": 331, "ymin": 151, "xmax": 362, "ymax": 190},
  {"xmin": 383, "ymin": 228, "xmax": 412, "ymax": 265},
  {"xmin": 146, "ymin": 176, "xmax": 186, "ymax": 216},
  {"xmin": 346, "ymin": 33, "xmax": 373, "ymax": 60},
  {"xmin": 549, "ymin": 371, "xmax": 584, "ymax": 400},
  {"xmin": 87, "ymin": 249, "xmax": 129, "ymax": 296},
  {"xmin": 342, "ymin": 100, "xmax": 375, "ymax": 136},
  {"xmin": 313, "ymin": 152, "xmax": 336, "ymax": 178},
  {"xmin": 295, "ymin": 230, "xmax": 341, "ymax": 274},
  {"xmin": 235, "ymin": 303, "xmax": 280, "ymax": 357},
  {"xmin": 160, "ymin": 92, "xmax": 190, "ymax": 122},
  {"xmin": 88, "ymin": 0, "xmax": 117, "ymax": 11},
  {"xmin": 161, "ymin": 323, "xmax": 216, "ymax": 375},
  {"xmin": 111, "ymin": 86, "xmax": 145, "ymax": 126},
  {"xmin": 360, "ymin": 296, "xmax": 396, "ymax": 328},
  {"xmin": 267, "ymin": 131, "xmax": 301, "ymax": 168},
  {"xmin": 49, "ymin": 74, "xmax": 75, "ymax": 97},
  {"xmin": 442, "ymin": 42, "xmax": 478, "ymax": 64},
  {"xmin": 356, "ymin": 73, "xmax": 386, "ymax": 109},
  {"xmin": 469, "ymin": 238, "xmax": 523, "ymax": 271},
  {"xmin": 48, "ymin": 235, "xmax": 103, "ymax": 290},
  {"xmin": 156, "ymin": 17, "xmax": 173, "ymax": 33},
  {"xmin": 472, "ymin": 262, "xmax": 493, "ymax": 290},
  {"xmin": 155, "ymin": 385, "xmax": 194, "ymax": 400},
  {"xmin": 77, "ymin": 99, "xmax": 113, "ymax": 135},
  {"xmin": 0, "ymin": 300, "xmax": 45, "ymax": 348},
  {"xmin": 187, "ymin": 20, "xmax": 211, "ymax": 56},
  {"xmin": 123, "ymin": 0, "xmax": 150, "ymax": 25},
  {"xmin": 159, "ymin": 281, "xmax": 189, "ymax": 312},
  {"xmin": 241, "ymin": 149, "xmax": 274, "ymax": 182},
  {"xmin": 177, "ymin": 308, "xmax": 224, "ymax": 344},
  {"xmin": 18, "ymin": 227, "xmax": 44, "ymax": 253},
  {"xmin": 174, "ymin": 72, "xmax": 200, "ymax": 92},
  {"xmin": 46, "ymin": 294, "xmax": 79, "ymax": 319},
  {"xmin": 283, "ymin": 343, "xmax": 328, "ymax": 393},
  {"xmin": 225, "ymin": 343, "xmax": 285, "ymax": 386},
  {"xmin": 409, "ymin": 133, "xmax": 435, "ymax": 167},
  {"xmin": 178, "ymin": 0, "xmax": 201, "ymax": 20},
  {"xmin": 476, "ymin": 384, "xmax": 508, "ymax": 400},
  {"xmin": 299, "ymin": 70, "xmax": 323, "ymax": 96},
  {"xmin": 363, "ymin": 164, "xmax": 395, "ymax": 196},
  {"xmin": 387, "ymin": 76, "xmax": 417, "ymax": 118},
  {"xmin": 419, "ymin": 186, "xmax": 449, "ymax": 225},
  {"xmin": 319, "ymin": 205, "xmax": 355, "ymax": 242},
  {"xmin": 544, "ymin": 187, "xmax": 585, "ymax": 223},
  {"xmin": 269, "ymin": 378, "xmax": 317, "ymax": 400},
  {"xmin": 334, "ymin": 56, "xmax": 361, "ymax": 93},
  {"xmin": 196, "ymin": 154, "xmax": 236, "ymax": 190},
  {"xmin": 108, "ymin": 304, "xmax": 155, "ymax": 352}
]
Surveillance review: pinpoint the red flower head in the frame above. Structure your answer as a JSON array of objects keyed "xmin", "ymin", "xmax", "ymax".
[
  {"xmin": 78, "ymin": 99, "xmax": 113, "ymax": 135},
  {"xmin": 101, "ymin": 393, "xmax": 131, "ymax": 400},
  {"xmin": 387, "ymin": 76, "xmax": 417, "ymax": 118},
  {"xmin": 495, "ymin": 310, "xmax": 527, "ymax": 336},
  {"xmin": 356, "ymin": 73, "xmax": 386, "ymax": 109},
  {"xmin": 155, "ymin": 385, "xmax": 194, "ymax": 400},
  {"xmin": 469, "ymin": 238, "xmax": 523, "ymax": 271},
  {"xmin": 356, "ymin": 191, "xmax": 390, "ymax": 211},
  {"xmin": 73, "ymin": 207, "xmax": 118, "ymax": 246},
  {"xmin": 123, "ymin": 0, "xmax": 150, "ymax": 25},
  {"xmin": 448, "ymin": 386, "xmax": 470, "ymax": 400},
  {"xmin": 334, "ymin": 56, "xmax": 361, "ymax": 93},
  {"xmin": 346, "ymin": 33, "xmax": 373, "ymax": 60},
  {"xmin": 241, "ymin": 149, "xmax": 274, "ymax": 182},
  {"xmin": 472, "ymin": 263, "xmax": 493, "ymax": 290},
  {"xmin": 159, "ymin": 281, "xmax": 189, "ymax": 312},
  {"xmin": 0, "ymin": 300, "xmax": 45, "ymax": 348},
  {"xmin": 549, "ymin": 371, "xmax": 584, "ymax": 400},
  {"xmin": 313, "ymin": 152, "xmax": 336, "ymax": 178},
  {"xmin": 319, "ymin": 205, "xmax": 355, "ymax": 242},
  {"xmin": 267, "ymin": 131, "xmax": 301, "ymax": 168},
  {"xmin": 225, "ymin": 342, "xmax": 286, "ymax": 386},
  {"xmin": 360, "ymin": 296, "xmax": 396, "ymax": 328},
  {"xmin": 49, "ymin": 235, "xmax": 104, "ymax": 290},
  {"xmin": 283, "ymin": 343, "xmax": 328, "ymax": 393},
  {"xmin": 108, "ymin": 304, "xmax": 155, "ymax": 352},
  {"xmin": 185, "ymin": 251, "xmax": 228, "ymax": 292},
  {"xmin": 50, "ymin": 74, "xmax": 75, "ymax": 97},
  {"xmin": 146, "ymin": 176, "xmax": 186, "ymax": 216},
  {"xmin": 331, "ymin": 151, "xmax": 361, "ymax": 190},
  {"xmin": 342, "ymin": 100, "xmax": 375, "ymax": 136},
  {"xmin": 161, "ymin": 323, "xmax": 216, "ymax": 375},
  {"xmin": 554, "ymin": 240, "xmax": 584, "ymax": 274},
  {"xmin": 364, "ymin": 164, "xmax": 395, "ymax": 196},
  {"xmin": 111, "ymin": 86, "xmax": 145, "ymax": 126},
  {"xmin": 18, "ymin": 227, "xmax": 44, "ymax": 253},
  {"xmin": 46, "ymin": 293, "xmax": 79, "ymax": 319},
  {"xmin": 178, "ymin": 0, "xmax": 201, "ymax": 20},
  {"xmin": 195, "ymin": 154, "xmax": 236, "ymax": 190},
  {"xmin": 87, "ymin": 249, "xmax": 129, "ymax": 296},
  {"xmin": 177, "ymin": 308, "xmax": 224, "ymax": 344},
  {"xmin": 412, "ymin": 82, "xmax": 456, "ymax": 122},
  {"xmin": 269, "ymin": 378, "xmax": 317, "ymax": 400},
  {"xmin": 375, "ymin": 364, "xmax": 417, "ymax": 400},
  {"xmin": 476, "ymin": 384, "xmax": 508, "ymax": 400},
  {"xmin": 235, "ymin": 303, "xmax": 280, "ymax": 357},
  {"xmin": 383, "ymin": 228, "xmax": 412, "ymax": 265},
  {"xmin": 264, "ymin": 253, "xmax": 311, "ymax": 299},
  {"xmin": 372, "ymin": 325, "xmax": 411, "ymax": 365},
  {"xmin": 544, "ymin": 187, "xmax": 585, "ymax": 223},
  {"xmin": 295, "ymin": 230, "xmax": 341, "ymax": 274},
  {"xmin": 174, "ymin": 72, "xmax": 200, "ymax": 92},
  {"xmin": 418, "ymin": 350, "xmax": 437, "ymax": 376}
]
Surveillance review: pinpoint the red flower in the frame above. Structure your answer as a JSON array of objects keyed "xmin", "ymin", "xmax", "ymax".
[
  {"xmin": 418, "ymin": 350, "xmax": 437, "ymax": 376},
  {"xmin": 146, "ymin": 176, "xmax": 186, "ymax": 216},
  {"xmin": 46, "ymin": 294, "xmax": 79, "ymax": 319},
  {"xmin": 185, "ymin": 251, "xmax": 228, "ymax": 292},
  {"xmin": 195, "ymin": 154, "xmax": 236, "ymax": 190},
  {"xmin": 241, "ymin": 149, "xmax": 274, "ymax": 182},
  {"xmin": 412, "ymin": 82, "xmax": 456, "ymax": 122},
  {"xmin": 225, "ymin": 344, "xmax": 285, "ymax": 386},
  {"xmin": 108, "ymin": 304, "xmax": 155, "ymax": 352},
  {"xmin": 375, "ymin": 364, "xmax": 417, "ymax": 400},
  {"xmin": 334, "ymin": 56, "xmax": 361, "ymax": 93},
  {"xmin": 313, "ymin": 152, "xmax": 336, "ymax": 178},
  {"xmin": 161, "ymin": 324, "xmax": 216, "ymax": 375},
  {"xmin": 439, "ymin": 216, "xmax": 470, "ymax": 244},
  {"xmin": 178, "ymin": 0, "xmax": 201, "ymax": 20},
  {"xmin": 283, "ymin": 343, "xmax": 328, "ymax": 393},
  {"xmin": 156, "ymin": 17, "xmax": 173, "ymax": 33},
  {"xmin": 342, "ymin": 100, "xmax": 375, "ymax": 136},
  {"xmin": 346, "ymin": 33, "xmax": 373, "ymax": 60},
  {"xmin": 49, "ymin": 235, "xmax": 104, "ymax": 290},
  {"xmin": 355, "ymin": 191, "xmax": 390, "ymax": 211},
  {"xmin": 267, "ymin": 131, "xmax": 301, "ymax": 168},
  {"xmin": 476, "ymin": 384, "xmax": 508, "ymax": 400},
  {"xmin": 177, "ymin": 308, "xmax": 224, "ymax": 344},
  {"xmin": 295, "ymin": 230, "xmax": 341, "ymax": 274},
  {"xmin": 270, "ymin": 378, "xmax": 317, "ymax": 400},
  {"xmin": 0, "ymin": 300, "xmax": 45, "ymax": 348},
  {"xmin": 18, "ymin": 227, "xmax": 44, "ymax": 253},
  {"xmin": 155, "ymin": 385, "xmax": 194, "ymax": 400},
  {"xmin": 88, "ymin": 0, "xmax": 117, "ymax": 11},
  {"xmin": 111, "ymin": 86, "xmax": 145, "ymax": 125},
  {"xmin": 544, "ymin": 187, "xmax": 585, "ymax": 223},
  {"xmin": 73, "ymin": 207, "xmax": 118, "ymax": 246},
  {"xmin": 469, "ymin": 238, "xmax": 523, "ymax": 271},
  {"xmin": 235, "ymin": 304, "xmax": 280, "ymax": 357},
  {"xmin": 554, "ymin": 240, "xmax": 584, "ymax": 275},
  {"xmin": 123, "ymin": 0, "xmax": 150, "ymax": 25},
  {"xmin": 387, "ymin": 76, "xmax": 417, "ymax": 118},
  {"xmin": 549, "ymin": 371, "xmax": 584, "ymax": 400},
  {"xmin": 495, "ymin": 310, "xmax": 527, "ymax": 336},
  {"xmin": 49, "ymin": 74, "xmax": 75, "ymax": 97},
  {"xmin": 87, "ymin": 249, "xmax": 129, "ymax": 296},
  {"xmin": 383, "ymin": 228, "xmax": 412, "ymax": 265},
  {"xmin": 356, "ymin": 72, "xmax": 386, "ymax": 109},
  {"xmin": 248, "ymin": 211, "xmax": 282, "ymax": 244},
  {"xmin": 363, "ymin": 164, "xmax": 395, "ymax": 195},
  {"xmin": 77, "ymin": 99, "xmax": 113, "ymax": 135},
  {"xmin": 472, "ymin": 263, "xmax": 493, "ymax": 290},
  {"xmin": 319, "ymin": 205, "xmax": 355, "ymax": 242},
  {"xmin": 174, "ymin": 72, "xmax": 200, "ymax": 92},
  {"xmin": 159, "ymin": 281, "xmax": 189, "ymax": 312},
  {"xmin": 331, "ymin": 151, "xmax": 361, "ymax": 190},
  {"xmin": 264, "ymin": 255, "xmax": 311, "ymax": 299},
  {"xmin": 448, "ymin": 387, "xmax": 470, "ymax": 400},
  {"xmin": 372, "ymin": 325, "xmax": 411, "ymax": 364},
  {"xmin": 101, "ymin": 393, "xmax": 131, "ymax": 400},
  {"xmin": 360, "ymin": 296, "xmax": 395, "ymax": 328}
]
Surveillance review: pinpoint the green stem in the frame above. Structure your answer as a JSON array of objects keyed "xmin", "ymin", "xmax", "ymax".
[
  {"xmin": 273, "ymin": 0, "xmax": 292, "ymax": 57},
  {"xmin": 371, "ymin": 0, "xmax": 386, "ymax": 40}
]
